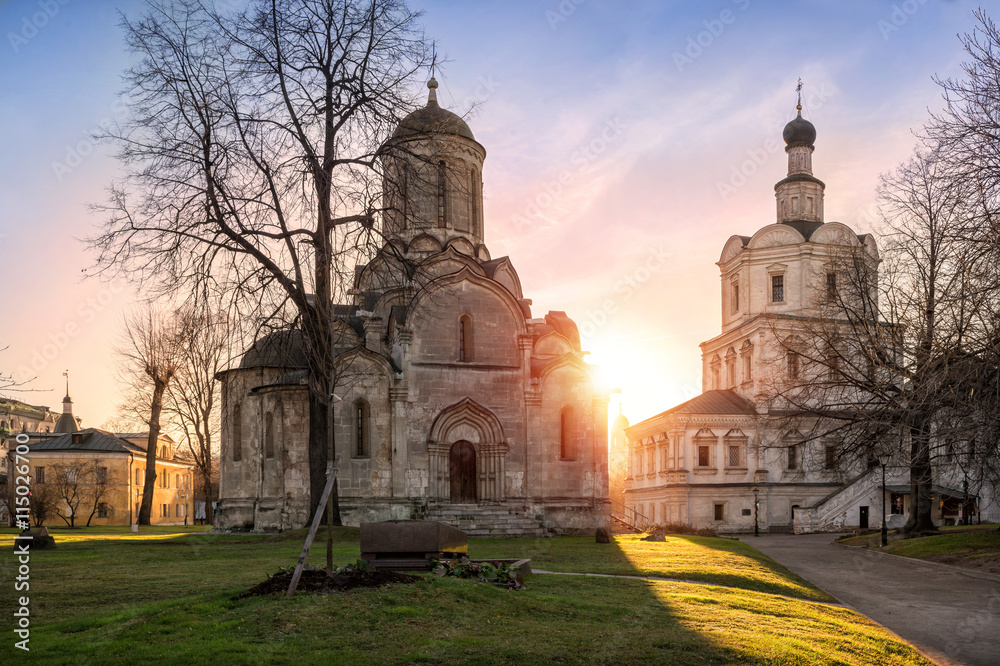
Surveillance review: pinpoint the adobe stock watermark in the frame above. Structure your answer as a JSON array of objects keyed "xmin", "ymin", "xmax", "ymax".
[
  {"xmin": 578, "ymin": 245, "xmax": 671, "ymax": 339},
  {"xmin": 12, "ymin": 433, "xmax": 33, "ymax": 652},
  {"xmin": 878, "ymin": 0, "xmax": 930, "ymax": 41},
  {"xmin": 545, "ymin": 0, "xmax": 587, "ymax": 31},
  {"xmin": 14, "ymin": 279, "xmax": 127, "ymax": 381},
  {"xmin": 673, "ymin": 0, "xmax": 751, "ymax": 73},
  {"xmin": 511, "ymin": 116, "xmax": 625, "ymax": 233},
  {"xmin": 7, "ymin": 0, "xmax": 72, "ymax": 53},
  {"xmin": 716, "ymin": 82, "xmax": 834, "ymax": 201}
]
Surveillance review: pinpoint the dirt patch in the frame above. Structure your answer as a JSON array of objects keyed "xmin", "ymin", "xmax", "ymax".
[
  {"xmin": 236, "ymin": 568, "xmax": 420, "ymax": 599},
  {"xmin": 923, "ymin": 552, "xmax": 1000, "ymax": 575}
]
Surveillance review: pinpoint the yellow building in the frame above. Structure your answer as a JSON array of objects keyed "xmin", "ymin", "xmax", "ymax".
[{"xmin": 11, "ymin": 428, "xmax": 196, "ymax": 527}]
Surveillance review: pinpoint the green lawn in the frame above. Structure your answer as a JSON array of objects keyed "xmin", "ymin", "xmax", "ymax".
[
  {"xmin": 0, "ymin": 526, "xmax": 933, "ymax": 665},
  {"xmin": 838, "ymin": 524, "xmax": 1000, "ymax": 574}
]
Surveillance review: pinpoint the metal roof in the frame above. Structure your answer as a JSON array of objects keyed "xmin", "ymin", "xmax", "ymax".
[
  {"xmin": 25, "ymin": 428, "xmax": 142, "ymax": 454},
  {"xmin": 633, "ymin": 390, "xmax": 758, "ymax": 428}
]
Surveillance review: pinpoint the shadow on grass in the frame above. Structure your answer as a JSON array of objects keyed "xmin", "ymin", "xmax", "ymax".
[{"xmin": 0, "ymin": 529, "xmax": 930, "ymax": 664}]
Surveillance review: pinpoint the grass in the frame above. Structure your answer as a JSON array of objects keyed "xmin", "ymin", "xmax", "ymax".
[
  {"xmin": 0, "ymin": 526, "xmax": 934, "ymax": 665},
  {"xmin": 837, "ymin": 524, "xmax": 1000, "ymax": 574}
]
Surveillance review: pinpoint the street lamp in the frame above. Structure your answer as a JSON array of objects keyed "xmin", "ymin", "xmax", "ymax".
[
  {"xmin": 752, "ymin": 486, "xmax": 760, "ymax": 537},
  {"xmin": 878, "ymin": 454, "xmax": 890, "ymax": 547}
]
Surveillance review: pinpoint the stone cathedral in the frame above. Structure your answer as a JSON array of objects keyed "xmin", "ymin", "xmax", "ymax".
[{"xmin": 215, "ymin": 79, "xmax": 611, "ymax": 536}]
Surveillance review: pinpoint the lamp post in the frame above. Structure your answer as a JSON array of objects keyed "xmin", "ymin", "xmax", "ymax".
[
  {"xmin": 752, "ymin": 486, "xmax": 759, "ymax": 537},
  {"xmin": 878, "ymin": 454, "xmax": 889, "ymax": 547}
]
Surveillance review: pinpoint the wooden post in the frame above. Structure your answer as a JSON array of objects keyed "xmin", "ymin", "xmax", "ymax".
[
  {"xmin": 286, "ymin": 457, "xmax": 341, "ymax": 598},
  {"xmin": 326, "ymin": 484, "xmax": 334, "ymax": 578}
]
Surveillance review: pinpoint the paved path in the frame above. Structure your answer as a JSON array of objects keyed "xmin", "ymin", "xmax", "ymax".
[{"xmin": 740, "ymin": 534, "xmax": 1000, "ymax": 666}]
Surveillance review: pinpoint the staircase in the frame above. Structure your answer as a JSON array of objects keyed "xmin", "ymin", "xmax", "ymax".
[
  {"xmin": 425, "ymin": 503, "xmax": 551, "ymax": 538},
  {"xmin": 610, "ymin": 500, "xmax": 649, "ymax": 533},
  {"xmin": 795, "ymin": 469, "xmax": 878, "ymax": 534}
]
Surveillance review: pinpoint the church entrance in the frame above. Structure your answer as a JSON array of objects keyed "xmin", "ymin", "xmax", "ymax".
[{"xmin": 449, "ymin": 440, "xmax": 477, "ymax": 504}]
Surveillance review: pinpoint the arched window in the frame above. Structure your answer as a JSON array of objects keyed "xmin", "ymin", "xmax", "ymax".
[
  {"xmin": 560, "ymin": 406, "xmax": 575, "ymax": 461},
  {"xmin": 740, "ymin": 340, "xmax": 753, "ymax": 383},
  {"xmin": 710, "ymin": 355, "xmax": 721, "ymax": 390},
  {"xmin": 458, "ymin": 314, "xmax": 473, "ymax": 362},
  {"xmin": 469, "ymin": 168, "xmax": 479, "ymax": 234},
  {"xmin": 401, "ymin": 164, "xmax": 409, "ymax": 226},
  {"xmin": 353, "ymin": 399, "xmax": 369, "ymax": 458},
  {"xmin": 264, "ymin": 411, "xmax": 274, "ymax": 459},
  {"xmin": 232, "ymin": 403, "xmax": 242, "ymax": 462},
  {"xmin": 437, "ymin": 161, "xmax": 447, "ymax": 227},
  {"xmin": 725, "ymin": 348, "xmax": 737, "ymax": 389}
]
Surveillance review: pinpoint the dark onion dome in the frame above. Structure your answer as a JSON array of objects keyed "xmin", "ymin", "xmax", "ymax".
[
  {"xmin": 54, "ymin": 410, "xmax": 79, "ymax": 433},
  {"xmin": 239, "ymin": 329, "xmax": 309, "ymax": 370},
  {"xmin": 392, "ymin": 77, "xmax": 476, "ymax": 142},
  {"xmin": 783, "ymin": 109, "xmax": 816, "ymax": 146}
]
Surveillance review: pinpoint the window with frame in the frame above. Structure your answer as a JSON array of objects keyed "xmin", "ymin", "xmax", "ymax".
[
  {"xmin": 826, "ymin": 272, "xmax": 837, "ymax": 300},
  {"xmin": 136, "ymin": 468, "xmax": 143, "ymax": 485},
  {"xmin": 97, "ymin": 466, "xmax": 108, "ymax": 484},
  {"xmin": 35, "ymin": 466, "xmax": 45, "ymax": 483},
  {"xmin": 731, "ymin": 281, "xmax": 740, "ymax": 314},
  {"xmin": 710, "ymin": 356, "xmax": 721, "ymax": 390},
  {"xmin": 437, "ymin": 161, "xmax": 447, "ymax": 227},
  {"xmin": 97, "ymin": 502, "xmax": 108, "ymax": 519},
  {"xmin": 741, "ymin": 341, "xmax": 753, "ymax": 383},
  {"xmin": 771, "ymin": 274, "xmax": 784, "ymax": 302},
  {"xmin": 66, "ymin": 467, "xmax": 77, "ymax": 484},
  {"xmin": 697, "ymin": 445, "xmax": 710, "ymax": 467},
  {"xmin": 890, "ymin": 492, "xmax": 904, "ymax": 515},
  {"xmin": 725, "ymin": 348, "xmax": 737, "ymax": 389},
  {"xmin": 560, "ymin": 406, "xmax": 575, "ymax": 461},
  {"xmin": 354, "ymin": 399, "xmax": 369, "ymax": 458},
  {"xmin": 458, "ymin": 314, "xmax": 473, "ymax": 362},
  {"xmin": 264, "ymin": 411, "xmax": 275, "ymax": 459},
  {"xmin": 469, "ymin": 168, "xmax": 479, "ymax": 234},
  {"xmin": 824, "ymin": 445, "xmax": 837, "ymax": 470},
  {"xmin": 713, "ymin": 503, "xmax": 725, "ymax": 521},
  {"xmin": 787, "ymin": 444, "xmax": 800, "ymax": 471},
  {"xmin": 647, "ymin": 448, "xmax": 654, "ymax": 474},
  {"xmin": 728, "ymin": 444, "xmax": 742, "ymax": 468},
  {"xmin": 787, "ymin": 350, "xmax": 800, "ymax": 379},
  {"xmin": 232, "ymin": 403, "xmax": 242, "ymax": 462}
]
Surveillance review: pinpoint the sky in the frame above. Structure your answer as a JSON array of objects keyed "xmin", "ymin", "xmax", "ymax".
[{"xmin": 0, "ymin": 0, "xmax": 986, "ymax": 429}]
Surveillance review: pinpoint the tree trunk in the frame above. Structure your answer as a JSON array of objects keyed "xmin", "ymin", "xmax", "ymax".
[
  {"xmin": 307, "ymin": 385, "xmax": 330, "ymax": 526},
  {"xmin": 903, "ymin": 424, "xmax": 936, "ymax": 534},
  {"xmin": 202, "ymin": 475, "xmax": 214, "ymax": 525},
  {"xmin": 138, "ymin": 378, "xmax": 167, "ymax": 525}
]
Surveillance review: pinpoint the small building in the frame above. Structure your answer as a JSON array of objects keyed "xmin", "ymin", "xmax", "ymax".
[{"xmin": 3, "ymin": 385, "xmax": 196, "ymax": 526}]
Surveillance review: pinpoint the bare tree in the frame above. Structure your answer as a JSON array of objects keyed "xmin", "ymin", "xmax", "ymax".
[
  {"xmin": 165, "ymin": 305, "xmax": 229, "ymax": 524},
  {"xmin": 118, "ymin": 307, "xmax": 183, "ymax": 525},
  {"xmin": 89, "ymin": 0, "xmax": 431, "ymax": 523},
  {"xmin": 82, "ymin": 462, "xmax": 118, "ymax": 527},
  {"xmin": 29, "ymin": 483, "xmax": 55, "ymax": 527},
  {"xmin": 49, "ymin": 463, "xmax": 86, "ymax": 528}
]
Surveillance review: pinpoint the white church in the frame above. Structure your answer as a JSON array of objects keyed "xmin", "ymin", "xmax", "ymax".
[{"xmin": 623, "ymin": 103, "xmax": 990, "ymax": 533}]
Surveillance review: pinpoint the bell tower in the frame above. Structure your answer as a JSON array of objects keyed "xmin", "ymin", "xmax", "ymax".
[
  {"xmin": 383, "ymin": 78, "xmax": 487, "ymax": 251},
  {"xmin": 775, "ymin": 81, "xmax": 825, "ymax": 225}
]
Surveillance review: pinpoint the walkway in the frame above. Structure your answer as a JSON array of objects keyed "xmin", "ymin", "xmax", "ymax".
[{"xmin": 740, "ymin": 533, "xmax": 1000, "ymax": 666}]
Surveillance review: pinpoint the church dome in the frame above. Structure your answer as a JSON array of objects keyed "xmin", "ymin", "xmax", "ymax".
[
  {"xmin": 239, "ymin": 330, "xmax": 309, "ymax": 370},
  {"xmin": 392, "ymin": 78, "xmax": 476, "ymax": 142},
  {"xmin": 612, "ymin": 412, "xmax": 629, "ymax": 430},
  {"xmin": 783, "ymin": 112, "xmax": 816, "ymax": 146}
]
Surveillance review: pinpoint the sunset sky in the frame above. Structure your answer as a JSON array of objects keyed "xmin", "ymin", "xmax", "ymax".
[{"xmin": 0, "ymin": 0, "xmax": 985, "ymax": 429}]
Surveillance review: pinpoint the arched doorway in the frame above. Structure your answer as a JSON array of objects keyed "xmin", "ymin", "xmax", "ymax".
[{"xmin": 449, "ymin": 440, "xmax": 477, "ymax": 504}]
